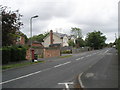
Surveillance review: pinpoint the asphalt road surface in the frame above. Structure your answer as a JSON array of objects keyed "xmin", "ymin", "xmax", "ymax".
[
  {"xmin": 80, "ymin": 48, "xmax": 118, "ymax": 88},
  {"xmin": 1, "ymin": 48, "xmax": 118, "ymax": 89}
]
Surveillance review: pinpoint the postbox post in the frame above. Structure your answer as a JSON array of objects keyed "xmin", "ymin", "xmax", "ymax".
[{"xmin": 31, "ymin": 49, "xmax": 34, "ymax": 62}]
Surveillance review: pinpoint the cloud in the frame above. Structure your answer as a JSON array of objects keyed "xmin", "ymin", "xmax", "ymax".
[{"xmin": 1, "ymin": 0, "xmax": 119, "ymax": 43}]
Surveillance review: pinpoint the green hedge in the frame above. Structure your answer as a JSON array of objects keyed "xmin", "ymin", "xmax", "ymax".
[
  {"xmin": 2, "ymin": 47, "xmax": 11, "ymax": 64},
  {"xmin": 61, "ymin": 50, "xmax": 72, "ymax": 54},
  {"xmin": 2, "ymin": 45, "xmax": 27, "ymax": 64}
]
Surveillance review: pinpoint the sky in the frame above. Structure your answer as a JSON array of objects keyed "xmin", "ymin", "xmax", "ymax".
[{"xmin": 1, "ymin": 0, "xmax": 119, "ymax": 43}]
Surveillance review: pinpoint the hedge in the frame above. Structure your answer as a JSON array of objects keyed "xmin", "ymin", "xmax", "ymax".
[
  {"xmin": 2, "ymin": 45, "xmax": 27, "ymax": 64},
  {"xmin": 61, "ymin": 50, "xmax": 72, "ymax": 54}
]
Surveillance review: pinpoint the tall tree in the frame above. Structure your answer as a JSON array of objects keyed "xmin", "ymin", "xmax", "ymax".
[
  {"xmin": 115, "ymin": 37, "xmax": 120, "ymax": 52},
  {"xmin": 71, "ymin": 27, "xmax": 82, "ymax": 38},
  {"xmin": 85, "ymin": 31, "xmax": 106, "ymax": 49},
  {"xmin": 29, "ymin": 32, "xmax": 49, "ymax": 42},
  {"xmin": 68, "ymin": 40, "xmax": 75, "ymax": 47},
  {"xmin": 75, "ymin": 38, "xmax": 85, "ymax": 48},
  {"xmin": 1, "ymin": 6, "xmax": 23, "ymax": 46}
]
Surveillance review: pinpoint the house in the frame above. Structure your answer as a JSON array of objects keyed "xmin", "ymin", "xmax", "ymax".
[
  {"xmin": 68, "ymin": 35, "xmax": 76, "ymax": 43},
  {"xmin": 16, "ymin": 35, "xmax": 25, "ymax": 45},
  {"xmin": 32, "ymin": 41, "xmax": 44, "ymax": 47},
  {"xmin": 27, "ymin": 40, "xmax": 44, "ymax": 47},
  {"xmin": 43, "ymin": 30, "xmax": 76, "ymax": 47},
  {"xmin": 16, "ymin": 31, "xmax": 26, "ymax": 45}
]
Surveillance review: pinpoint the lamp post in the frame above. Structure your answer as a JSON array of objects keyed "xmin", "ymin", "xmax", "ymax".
[
  {"xmin": 30, "ymin": 15, "xmax": 38, "ymax": 62},
  {"xmin": 30, "ymin": 15, "xmax": 38, "ymax": 46}
]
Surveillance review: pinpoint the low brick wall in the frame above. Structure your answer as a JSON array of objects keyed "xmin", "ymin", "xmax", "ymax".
[
  {"xmin": 26, "ymin": 48, "xmax": 31, "ymax": 60},
  {"xmin": 43, "ymin": 47, "xmax": 60, "ymax": 58},
  {"xmin": 26, "ymin": 47, "xmax": 60, "ymax": 60}
]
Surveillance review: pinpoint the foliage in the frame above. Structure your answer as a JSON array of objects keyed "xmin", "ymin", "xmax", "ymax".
[
  {"xmin": 2, "ymin": 47, "xmax": 11, "ymax": 64},
  {"xmin": 16, "ymin": 31, "xmax": 28, "ymax": 43},
  {"xmin": 108, "ymin": 42, "xmax": 113, "ymax": 47},
  {"xmin": 61, "ymin": 50, "xmax": 72, "ymax": 54},
  {"xmin": 75, "ymin": 38, "xmax": 86, "ymax": 48},
  {"xmin": 29, "ymin": 32, "xmax": 49, "ymax": 42},
  {"xmin": 71, "ymin": 27, "xmax": 82, "ymax": 38},
  {"xmin": 68, "ymin": 40, "xmax": 75, "ymax": 47},
  {"xmin": 2, "ymin": 45, "xmax": 27, "ymax": 64},
  {"xmin": 115, "ymin": 37, "xmax": 120, "ymax": 52},
  {"xmin": 59, "ymin": 55, "xmax": 72, "ymax": 58},
  {"xmin": 1, "ymin": 6, "xmax": 23, "ymax": 46},
  {"xmin": 24, "ymin": 34, "xmax": 28, "ymax": 43},
  {"xmin": 85, "ymin": 31, "xmax": 106, "ymax": 49}
]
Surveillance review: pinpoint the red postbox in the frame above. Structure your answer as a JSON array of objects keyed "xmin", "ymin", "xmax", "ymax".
[{"xmin": 31, "ymin": 49, "xmax": 34, "ymax": 62}]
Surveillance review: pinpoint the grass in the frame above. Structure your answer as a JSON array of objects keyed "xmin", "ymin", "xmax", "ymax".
[
  {"xmin": 2, "ymin": 61, "xmax": 44, "ymax": 70},
  {"xmin": 2, "ymin": 55, "xmax": 72, "ymax": 70},
  {"xmin": 59, "ymin": 55, "xmax": 72, "ymax": 58}
]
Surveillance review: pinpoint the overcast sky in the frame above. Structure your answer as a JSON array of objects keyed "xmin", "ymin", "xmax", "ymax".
[{"xmin": 1, "ymin": 0, "xmax": 119, "ymax": 43}]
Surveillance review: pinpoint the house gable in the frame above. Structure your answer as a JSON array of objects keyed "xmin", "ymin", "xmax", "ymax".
[
  {"xmin": 43, "ymin": 33, "xmax": 62, "ymax": 47},
  {"xmin": 63, "ymin": 35, "xmax": 69, "ymax": 46}
]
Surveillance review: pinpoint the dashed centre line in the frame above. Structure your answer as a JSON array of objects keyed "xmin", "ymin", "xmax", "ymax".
[
  {"xmin": 1, "ymin": 61, "xmax": 71, "ymax": 85},
  {"xmin": 54, "ymin": 61, "xmax": 71, "ymax": 68},
  {"xmin": 76, "ymin": 57, "xmax": 84, "ymax": 61},
  {"xmin": 76, "ymin": 52, "xmax": 100, "ymax": 61},
  {"xmin": 2, "ymin": 49, "xmax": 109, "ymax": 85}
]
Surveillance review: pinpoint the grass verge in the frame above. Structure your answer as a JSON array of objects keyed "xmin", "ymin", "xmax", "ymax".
[
  {"xmin": 2, "ymin": 61, "xmax": 44, "ymax": 70},
  {"xmin": 59, "ymin": 55, "xmax": 72, "ymax": 58}
]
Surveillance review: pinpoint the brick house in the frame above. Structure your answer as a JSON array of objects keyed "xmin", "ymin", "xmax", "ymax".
[
  {"xmin": 32, "ymin": 41, "xmax": 44, "ymax": 47},
  {"xmin": 43, "ymin": 30, "xmax": 76, "ymax": 47},
  {"xmin": 27, "ymin": 40, "xmax": 44, "ymax": 47},
  {"xmin": 16, "ymin": 35, "xmax": 25, "ymax": 45},
  {"xmin": 43, "ymin": 30, "xmax": 68, "ymax": 47}
]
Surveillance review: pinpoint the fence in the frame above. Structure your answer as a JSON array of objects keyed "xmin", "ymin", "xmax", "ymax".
[{"xmin": 72, "ymin": 47, "xmax": 91, "ymax": 54}]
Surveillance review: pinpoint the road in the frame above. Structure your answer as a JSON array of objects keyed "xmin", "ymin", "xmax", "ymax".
[
  {"xmin": 1, "ymin": 48, "xmax": 118, "ymax": 88},
  {"xmin": 80, "ymin": 48, "xmax": 118, "ymax": 88}
]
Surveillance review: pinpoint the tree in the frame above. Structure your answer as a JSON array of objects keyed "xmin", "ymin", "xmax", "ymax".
[
  {"xmin": 85, "ymin": 31, "xmax": 106, "ymax": 49},
  {"xmin": 1, "ymin": 6, "xmax": 23, "ymax": 46},
  {"xmin": 71, "ymin": 27, "xmax": 84, "ymax": 48},
  {"xmin": 24, "ymin": 34, "xmax": 28, "ymax": 43},
  {"xmin": 29, "ymin": 32, "xmax": 49, "ymax": 42},
  {"xmin": 75, "ymin": 38, "xmax": 86, "ymax": 48},
  {"xmin": 71, "ymin": 27, "xmax": 82, "ymax": 38},
  {"xmin": 115, "ymin": 37, "xmax": 120, "ymax": 52},
  {"xmin": 68, "ymin": 40, "xmax": 75, "ymax": 47}
]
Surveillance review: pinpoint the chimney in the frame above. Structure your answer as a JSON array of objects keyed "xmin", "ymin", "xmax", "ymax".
[{"xmin": 50, "ymin": 30, "xmax": 53, "ymax": 45}]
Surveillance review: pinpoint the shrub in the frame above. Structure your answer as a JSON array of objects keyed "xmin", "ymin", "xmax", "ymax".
[
  {"xmin": 61, "ymin": 50, "xmax": 72, "ymax": 54},
  {"xmin": 2, "ymin": 47, "xmax": 11, "ymax": 64},
  {"xmin": 2, "ymin": 45, "xmax": 27, "ymax": 64}
]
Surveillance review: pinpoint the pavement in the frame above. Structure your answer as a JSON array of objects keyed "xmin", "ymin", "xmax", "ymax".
[{"xmin": 1, "ymin": 48, "xmax": 118, "ymax": 89}]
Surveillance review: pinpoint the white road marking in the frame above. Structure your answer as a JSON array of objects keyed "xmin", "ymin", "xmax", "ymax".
[
  {"xmin": 86, "ymin": 55, "xmax": 89, "ymax": 57},
  {"xmin": 76, "ymin": 56, "xmax": 86, "ymax": 61},
  {"xmin": 85, "ymin": 73, "xmax": 94, "ymax": 78},
  {"xmin": 0, "ymin": 70, "xmax": 42, "ymax": 85},
  {"xmin": 1, "ymin": 61, "xmax": 71, "ymax": 85},
  {"xmin": 58, "ymin": 82, "xmax": 73, "ymax": 90},
  {"xmin": 76, "ymin": 58, "xmax": 80, "ymax": 61},
  {"xmin": 81, "ymin": 57, "xmax": 84, "ymax": 59},
  {"xmin": 78, "ymin": 72, "xmax": 85, "ymax": 88},
  {"xmin": 54, "ymin": 61, "xmax": 71, "ymax": 68},
  {"xmin": 105, "ymin": 50, "xmax": 109, "ymax": 53}
]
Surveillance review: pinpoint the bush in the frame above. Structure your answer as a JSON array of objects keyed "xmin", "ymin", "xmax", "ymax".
[
  {"xmin": 2, "ymin": 47, "xmax": 11, "ymax": 64},
  {"xmin": 61, "ymin": 50, "xmax": 72, "ymax": 54},
  {"xmin": 2, "ymin": 45, "xmax": 27, "ymax": 64}
]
